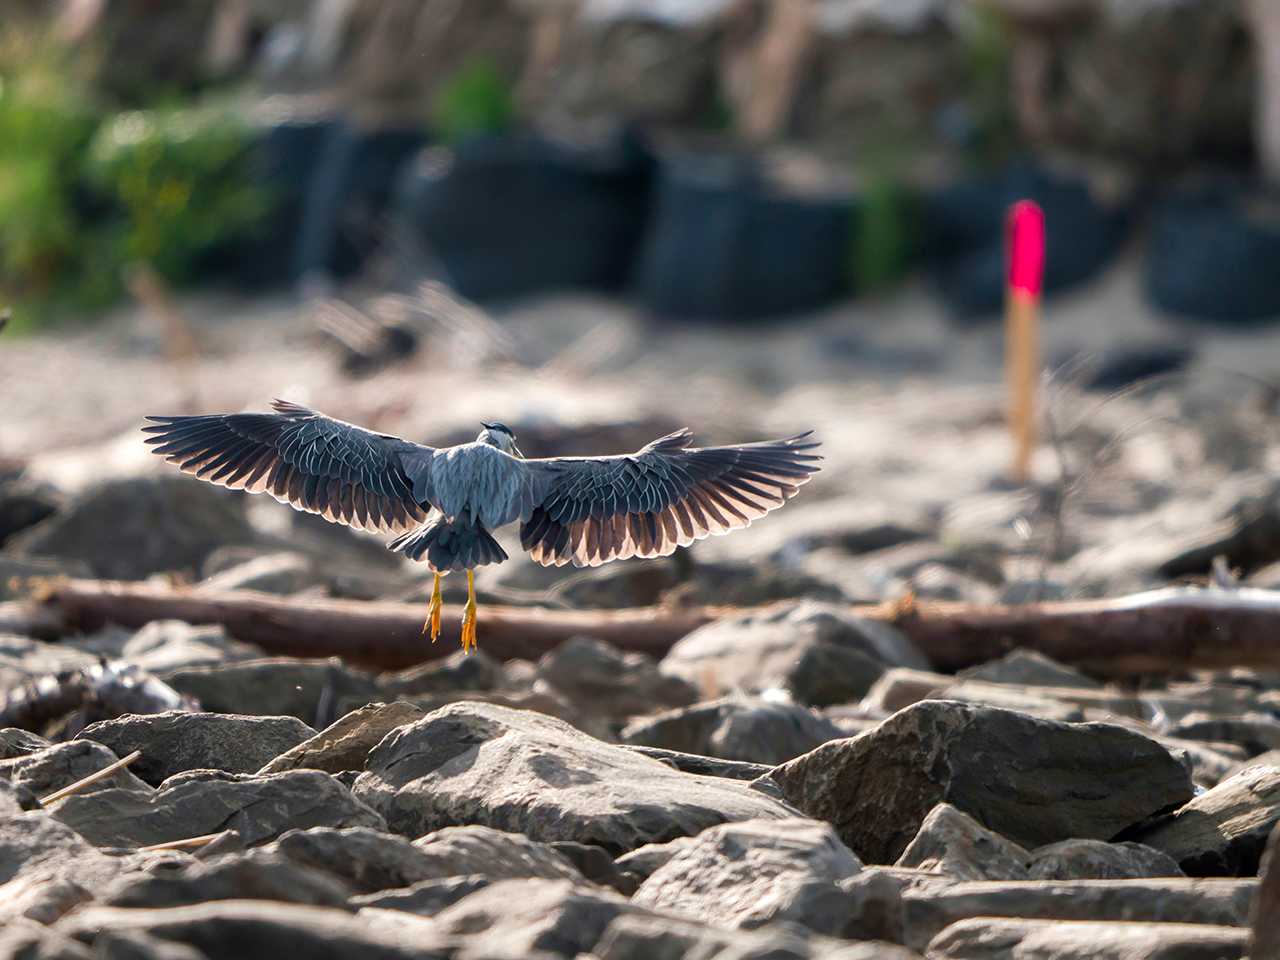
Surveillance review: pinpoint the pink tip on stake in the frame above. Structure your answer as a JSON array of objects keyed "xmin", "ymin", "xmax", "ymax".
[{"xmin": 1007, "ymin": 200, "xmax": 1045, "ymax": 299}]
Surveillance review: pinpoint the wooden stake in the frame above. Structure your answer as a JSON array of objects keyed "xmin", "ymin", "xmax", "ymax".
[
  {"xmin": 40, "ymin": 749, "xmax": 141, "ymax": 806},
  {"xmin": 1006, "ymin": 200, "xmax": 1045, "ymax": 483}
]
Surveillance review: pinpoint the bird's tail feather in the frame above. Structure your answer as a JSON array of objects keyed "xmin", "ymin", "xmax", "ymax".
[{"xmin": 389, "ymin": 516, "xmax": 507, "ymax": 572}]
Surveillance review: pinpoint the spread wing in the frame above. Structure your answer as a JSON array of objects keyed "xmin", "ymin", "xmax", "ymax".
[
  {"xmin": 518, "ymin": 429, "xmax": 821, "ymax": 567},
  {"xmin": 141, "ymin": 399, "xmax": 432, "ymax": 534}
]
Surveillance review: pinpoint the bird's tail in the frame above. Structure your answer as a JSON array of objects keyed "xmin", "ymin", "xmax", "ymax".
[{"xmin": 388, "ymin": 516, "xmax": 508, "ymax": 572}]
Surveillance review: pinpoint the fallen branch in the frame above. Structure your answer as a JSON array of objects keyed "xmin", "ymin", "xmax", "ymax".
[{"xmin": 25, "ymin": 580, "xmax": 1280, "ymax": 678}]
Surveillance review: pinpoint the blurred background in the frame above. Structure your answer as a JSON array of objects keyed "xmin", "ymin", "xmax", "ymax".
[{"xmin": 4, "ymin": 0, "xmax": 1280, "ymax": 609}]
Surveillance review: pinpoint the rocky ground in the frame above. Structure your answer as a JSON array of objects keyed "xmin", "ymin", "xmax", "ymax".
[{"xmin": 3, "ymin": 261, "xmax": 1280, "ymax": 958}]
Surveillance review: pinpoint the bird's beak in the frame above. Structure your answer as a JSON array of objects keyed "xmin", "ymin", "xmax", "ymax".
[{"xmin": 512, "ymin": 442, "xmax": 524, "ymax": 459}]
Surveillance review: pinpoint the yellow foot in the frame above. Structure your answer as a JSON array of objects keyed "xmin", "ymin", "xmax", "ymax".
[
  {"xmin": 422, "ymin": 573, "xmax": 443, "ymax": 643},
  {"xmin": 460, "ymin": 569, "xmax": 477, "ymax": 654}
]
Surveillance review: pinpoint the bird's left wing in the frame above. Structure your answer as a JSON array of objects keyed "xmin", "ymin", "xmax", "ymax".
[
  {"xmin": 515, "ymin": 429, "xmax": 821, "ymax": 567},
  {"xmin": 142, "ymin": 399, "xmax": 432, "ymax": 534}
]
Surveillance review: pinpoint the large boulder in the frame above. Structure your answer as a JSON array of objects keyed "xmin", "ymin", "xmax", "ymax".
[
  {"xmin": 661, "ymin": 601, "xmax": 928, "ymax": 706},
  {"xmin": 620, "ymin": 697, "xmax": 844, "ymax": 766},
  {"xmin": 767, "ymin": 700, "xmax": 1194, "ymax": 863},
  {"xmin": 79, "ymin": 711, "xmax": 315, "ymax": 786},
  {"xmin": 6, "ymin": 475, "xmax": 259, "ymax": 580},
  {"xmin": 351, "ymin": 701, "xmax": 795, "ymax": 854},
  {"xmin": 52, "ymin": 769, "xmax": 385, "ymax": 848},
  {"xmin": 632, "ymin": 818, "xmax": 862, "ymax": 935}
]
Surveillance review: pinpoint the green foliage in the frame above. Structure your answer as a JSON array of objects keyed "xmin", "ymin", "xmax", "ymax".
[
  {"xmin": 432, "ymin": 58, "xmax": 515, "ymax": 143},
  {"xmin": 853, "ymin": 174, "xmax": 917, "ymax": 294},
  {"xmin": 0, "ymin": 36, "xmax": 97, "ymax": 308},
  {"xmin": 85, "ymin": 106, "xmax": 269, "ymax": 284}
]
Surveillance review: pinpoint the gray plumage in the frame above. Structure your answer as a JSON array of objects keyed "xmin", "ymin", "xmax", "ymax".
[{"xmin": 143, "ymin": 399, "xmax": 821, "ymax": 573}]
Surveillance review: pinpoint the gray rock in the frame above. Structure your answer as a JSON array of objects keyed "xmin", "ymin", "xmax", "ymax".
[
  {"xmin": 1, "ymin": 739, "xmax": 151, "ymax": 799},
  {"xmin": 101, "ymin": 847, "xmax": 354, "ymax": 909},
  {"xmin": 412, "ymin": 824, "xmax": 586, "ymax": 883},
  {"xmin": 0, "ymin": 727, "xmax": 53, "ymax": 759},
  {"xmin": 861, "ymin": 668, "xmax": 952, "ymax": 714},
  {"xmin": 1251, "ymin": 822, "xmax": 1280, "ymax": 960},
  {"xmin": 79, "ymin": 711, "xmax": 315, "ymax": 786},
  {"xmin": 352, "ymin": 701, "xmax": 794, "ymax": 854},
  {"xmin": 893, "ymin": 804, "xmax": 1030, "ymax": 881},
  {"xmin": 547, "ymin": 840, "xmax": 636, "ymax": 894},
  {"xmin": 957, "ymin": 649, "xmax": 1101, "ymax": 689},
  {"xmin": 6, "ymin": 475, "xmax": 259, "ymax": 580},
  {"xmin": 612, "ymin": 836, "xmax": 698, "ymax": 883},
  {"xmin": 430, "ymin": 877, "xmax": 640, "ymax": 957},
  {"xmin": 162, "ymin": 658, "xmax": 380, "ymax": 727},
  {"xmin": 258, "ymin": 702, "xmax": 426, "ymax": 775},
  {"xmin": 54, "ymin": 901, "xmax": 448, "ymax": 960},
  {"xmin": 0, "ymin": 919, "xmax": 92, "ymax": 960},
  {"xmin": 633, "ymin": 818, "xmax": 862, "ymax": 935},
  {"xmin": 89, "ymin": 930, "xmax": 210, "ymax": 960},
  {"xmin": 1132, "ymin": 762, "xmax": 1280, "ymax": 875},
  {"xmin": 621, "ymin": 697, "xmax": 845, "ymax": 766},
  {"xmin": 0, "ymin": 812, "xmax": 122, "ymax": 925},
  {"xmin": 839, "ymin": 865, "xmax": 948, "ymax": 944},
  {"xmin": 0, "ymin": 778, "xmax": 38, "ymax": 815},
  {"xmin": 351, "ymin": 875, "xmax": 492, "ymax": 916},
  {"xmin": 1027, "ymin": 839, "xmax": 1185, "ymax": 880},
  {"xmin": 269, "ymin": 826, "xmax": 449, "ymax": 893},
  {"xmin": 661, "ymin": 601, "xmax": 928, "ymax": 704},
  {"xmin": 379, "ymin": 651, "xmax": 505, "ymax": 698},
  {"xmin": 196, "ymin": 551, "xmax": 319, "ymax": 595},
  {"xmin": 535, "ymin": 636, "xmax": 697, "ymax": 720},
  {"xmin": 901, "ymin": 878, "xmax": 1257, "ymax": 953},
  {"xmin": 115, "ymin": 621, "xmax": 262, "ymax": 673},
  {"xmin": 768, "ymin": 700, "xmax": 1194, "ymax": 863},
  {"xmin": 1164, "ymin": 713, "xmax": 1280, "ymax": 758},
  {"xmin": 927, "ymin": 918, "xmax": 1248, "ymax": 960},
  {"xmin": 620, "ymin": 745, "xmax": 772, "ymax": 781},
  {"xmin": 52, "ymin": 769, "xmax": 385, "ymax": 848}
]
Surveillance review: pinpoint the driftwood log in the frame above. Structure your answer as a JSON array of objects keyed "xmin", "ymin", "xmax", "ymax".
[{"xmin": 20, "ymin": 580, "xmax": 1280, "ymax": 678}]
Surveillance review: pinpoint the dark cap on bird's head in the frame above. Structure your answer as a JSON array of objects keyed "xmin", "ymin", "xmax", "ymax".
[{"xmin": 481, "ymin": 421, "xmax": 514, "ymax": 435}]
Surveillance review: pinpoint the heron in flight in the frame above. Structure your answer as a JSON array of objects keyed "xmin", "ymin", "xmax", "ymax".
[{"xmin": 143, "ymin": 400, "xmax": 821, "ymax": 652}]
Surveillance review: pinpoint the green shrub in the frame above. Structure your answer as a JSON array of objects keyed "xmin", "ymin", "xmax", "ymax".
[
  {"xmin": 432, "ymin": 58, "xmax": 515, "ymax": 143},
  {"xmin": 0, "ymin": 35, "xmax": 97, "ymax": 312},
  {"xmin": 85, "ymin": 105, "xmax": 270, "ymax": 285}
]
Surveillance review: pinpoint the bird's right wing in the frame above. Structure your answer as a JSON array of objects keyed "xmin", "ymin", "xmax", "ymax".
[
  {"xmin": 516, "ymin": 429, "xmax": 821, "ymax": 567},
  {"xmin": 142, "ymin": 399, "xmax": 432, "ymax": 534}
]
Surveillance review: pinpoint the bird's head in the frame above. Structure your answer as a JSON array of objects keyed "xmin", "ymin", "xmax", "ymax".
[{"xmin": 478, "ymin": 421, "xmax": 522, "ymax": 457}]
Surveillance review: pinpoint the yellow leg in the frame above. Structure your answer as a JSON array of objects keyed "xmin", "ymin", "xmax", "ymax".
[
  {"xmin": 422, "ymin": 573, "xmax": 442, "ymax": 642},
  {"xmin": 460, "ymin": 569, "xmax": 478, "ymax": 654}
]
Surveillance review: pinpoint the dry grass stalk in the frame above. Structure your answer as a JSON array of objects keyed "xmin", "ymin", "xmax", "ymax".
[{"xmin": 39, "ymin": 748, "xmax": 142, "ymax": 806}]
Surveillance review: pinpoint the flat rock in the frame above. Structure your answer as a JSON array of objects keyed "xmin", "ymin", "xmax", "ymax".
[
  {"xmin": 535, "ymin": 636, "xmax": 697, "ymax": 720},
  {"xmin": 52, "ymin": 769, "xmax": 385, "ymax": 848},
  {"xmin": 1251, "ymin": 822, "xmax": 1280, "ymax": 960},
  {"xmin": 621, "ymin": 697, "xmax": 845, "ymax": 766},
  {"xmin": 101, "ymin": 847, "xmax": 355, "ymax": 909},
  {"xmin": 258, "ymin": 702, "xmax": 426, "ymax": 775},
  {"xmin": 893, "ymin": 803, "xmax": 1030, "ymax": 881},
  {"xmin": 1132, "ymin": 762, "xmax": 1280, "ymax": 875},
  {"xmin": 1, "ymin": 739, "xmax": 151, "ymax": 798},
  {"xmin": 7, "ymin": 474, "xmax": 259, "ymax": 580},
  {"xmin": 0, "ymin": 812, "xmax": 122, "ymax": 925},
  {"xmin": 633, "ymin": 818, "xmax": 862, "ymax": 935},
  {"xmin": 620, "ymin": 745, "xmax": 772, "ymax": 781},
  {"xmin": 768, "ymin": 700, "xmax": 1194, "ymax": 863},
  {"xmin": 430, "ymin": 877, "xmax": 641, "ymax": 957},
  {"xmin": 861, "ymin": 668, "xmax": 952, "ymax": 714},
  {"xmin": 1164, "ymin": 712, "xmax": 1280, "ymax": 757},
  {"xmin": 901, "ymin": 878, "xmax": 1257, "ymax": 952},
  {"xmin": 928, "ymin": 918, "xmax": 1247, "ymax": 960},
  {"xmin": 351, "ymin": 876, "xmax": 492, "ymax": 916},
  {"xmin": 412, "ymin": 824, "xmax": 587, "ymax": 883},
  {"xmin": 661, "ymin": 601, "xmax": 928, "ymax": 705},
  {"xmin": 957, "ymin": 649, "xmax": 1101, "ymax": 689},
  {"xmin": 162, "ymin": 657, "xmax": 381, "ymax": 727},
  {"xmin": 1027, "ymin": 839, "xmax": 1185, "ymax": 880},
  {"xmin": 269, "ymin": 826, "xmax": 451, "ymax": 894},
  {"xmin": 352, "ymin": 701, "xmax": 794, "ymax": 854},
  {"xmin": 79, "ymin": 711, "xmax": 315, "ymax": 786},
  {"xmin": 54, "ymin": 901, "xmax": 449, "ymax": 960}
]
